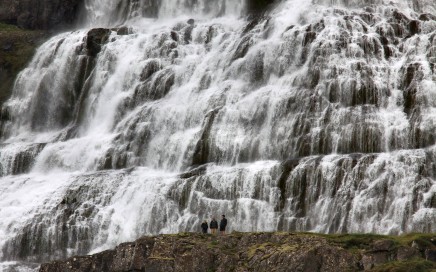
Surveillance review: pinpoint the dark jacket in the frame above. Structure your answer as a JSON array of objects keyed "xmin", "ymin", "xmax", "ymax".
[
  {"xmin": 220, "ymin": 218, "xmax": 227, "ymax": 229},
  {"xmin": 201, "ymin": 222, "xmax": 208, "ymax": 233},
  {"xmin": 201, "ymin": 223, "xmax": 209, "ymax": 230},
  {"xmin": 210, "ymin": 220, "xmax": 218, "ymax": 229}
]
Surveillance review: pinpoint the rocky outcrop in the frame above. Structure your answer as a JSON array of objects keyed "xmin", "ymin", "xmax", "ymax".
[
  {"xmin": 40, "ymin": 232, "xmax": 436, "ymax": 272},
  {"xmin": 0, "ymin": 24, "xmax": 47, "ymax": 106},
  {"xmin": 85, "ymin": 28, "xmax": 111, "ymax": 57},
  {"xmin": 246, "ymin": 0, "xmax": 276, "ymax": 15},
  {"xmin": 0, "ymin": 0, "xmax": 83, "ymax": 30},
  {"xmin": 0, "ymin": 0, "xmax": 83, "ymax": 105}
]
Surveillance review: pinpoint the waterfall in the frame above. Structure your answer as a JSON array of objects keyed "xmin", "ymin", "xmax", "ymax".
[
  {"xmin": 0, "ymin": 0, "xmax": 435, "ymax": 268},
  {"xmin": 82, "ymin": 0, "xmax": 245, "ymax": 27}
]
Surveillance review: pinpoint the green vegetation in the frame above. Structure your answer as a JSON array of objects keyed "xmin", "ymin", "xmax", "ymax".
[
  {"xmin": 0, "ymin": 23, "xmax": 20, "ymax": 32},
  {"xmin": 248, "ymin": 242, "xmax": 275, "ymax": 259},
  {"xmin": 392, "ymin": 233, "xmax": 436, "ymax": 249},
  {"xmin": 0, "ymin": 23, "xmax": 47, "ymax": 104},
  {"xmin": 320, "ymin": 233, "xmax": 388, "ymax": 250},
  {"xmin": 277, "ymin": 243, "xmax": 298, "ymax": 253},
  {"xmin": 370, "ymin": 258, "xmax": 436, "ymax": 272},
  {"xmin": 306, "ymin": 232, "xmax": 436, "ymax": 251},
  {"xmin": 208, "ymin": 239, "xmax": 219, "ymax": 249}
]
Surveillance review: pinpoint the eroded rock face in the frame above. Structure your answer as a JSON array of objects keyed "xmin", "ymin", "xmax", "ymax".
[
  {"xmin": 85, "ymin": 28, "xmax": 111, "ymax": 57},
  {"xmin": 39, "ymin": 233, "xmax": 436, "ymax": 272},
  {"xmin": 0, "ymin": 0, "xmax": 83, "ymax": 30},
  {"xmin": 0, "ymin": 26, "xmax": 47, "ymax": 109},
  {"xmin": 246, "ymin": 0, "xmax": 276, "ymax": 15}
]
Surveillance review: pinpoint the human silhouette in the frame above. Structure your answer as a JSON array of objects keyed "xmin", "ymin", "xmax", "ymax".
[{"xmin": 219, "ymin": 215, "xmax": 227, "ymax": 235}]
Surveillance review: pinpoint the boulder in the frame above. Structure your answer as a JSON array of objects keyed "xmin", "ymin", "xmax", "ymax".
[{"xmin": 85, "ymin": 28, "xmax": 111, "ymax": 57}]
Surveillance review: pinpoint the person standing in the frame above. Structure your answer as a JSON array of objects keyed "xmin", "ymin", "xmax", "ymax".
[
  {"xmin": 219, "ymin": 215, "xmax": 227, "ymax": 235},
  {"xmin": 210, "ymin": 217, "xmax": 218, "ymax": 235},
  {"xmin": 201, "ymin": 220, "xmax": 208, "ymax": 234}
]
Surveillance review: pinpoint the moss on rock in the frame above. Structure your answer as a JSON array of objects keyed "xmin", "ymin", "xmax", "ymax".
[
  {"xmin": 40, "ymin": 232, "xmax": 436, "ymax": 272},
  {"xmin": 0, "ymin": 23, "xmax": 47, "ymax": 105}
]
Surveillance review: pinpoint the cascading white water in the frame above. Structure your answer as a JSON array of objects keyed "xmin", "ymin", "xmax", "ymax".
[
  {"xmin": 0, "ymin": 0, "xmax": 435, "ymax": 269},
  {"xmin": 83, "ymin": 0, "xmax": 245, "ymax": 27}
]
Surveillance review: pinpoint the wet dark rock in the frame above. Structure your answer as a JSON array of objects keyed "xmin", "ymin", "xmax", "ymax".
[
  {"xmin": 170, "ymin": 31, "xmax": 179, "ymax": 42},
  {"xmin": 100, "ymin": 150, "xmax": 127, "ymax": 170},
  {"xmin": 403, "ymin": 63, "xmax": 423, "ymax": 89},
  {"xmin": 183, "ymin": 25, "xmax": 194, "ymax": 44},
  {"xmin": 139, "ymin": 60, "xmax": 162, "ymax": 82},
  {"xmin": 232, "ymin": 35, "xmax": 253, "ymax": 61},
  {"xmin": 0, "ymin": 0, "xmax": 83, "ymax": 30},
  {"xmin": 427, "ymin": 193, "xmax": 436, "ymax": 208},
  {"xmin": 409, "ymin": 20, "xmax": 421, "ymax": 36},
  {"xmin": 276, "ymin": 158, "xmax": 300, "ymax": 213},
  {"xmin": 199, "ymin": 73, "xmax": 212, "ymax": 90},
  {"xmin": 392, "ymin": 10, "xmax": 410, "ymax": 23},
  {"xmin": 389, "ymin": 23, "xmax": 404, "ymax": 37},
  {"xmin": 419, "ymin": 13, "xmax": 436, "ymax": 21},
  {"xmin": 285, "ymin": 25, "xmax": 295, "ymax": 32},
  {"xmin": 242, "ymin": 16, "xmax": 266, "ymax": 35},
  {"xmin": 85, "ymin": 28, "xmax": 111, "ymax": 57},
  {"xmin": 401, "ymin": 62, "xmax": 423, "ymax": 115},
  {"xmin": 303, "ymin": 31, "xmax": 316, "ymax": 46},
  {"xmin": 187, "ymin": 19, "xmax": 195, "ymax": 25},
  {"xmin": 134, "ymin": 68, "xmax": 175, "ymax": 102},
  {"xmin": 7, "ymin": 143, "xmax": 46, "ymax": 176},
  {"xmin": 383, "ymin": 46, "xmax": 393, "ymax": 59},
  {"xmin": 0, "ymin": 106, "xmax": 10, "ymax": 122},
  {"xmin": 364, "ymin": 6, "xmax": 375, "ymax": 13},
  {"xmin": 334, "ymin": 8, "xmax": 346, "ymax": 16},
  {"xmin": 360, "ymin": 35, "xmax": 381, "ymax": 56},
  {"xmin": 246, "ymin": 0, "xmax": 276, "ymax": 15},
  {"xmin": 192, "ymin": 108, "xmax": 220, "ymax": 166},
  {"xmin": 248, "ymin": 51, "xmax": 265, "ymax": 84},
  {"xmin": 312, "ymin": 20, "xmax": 325, "ymax": 32},
  {"xmin": 179, "ymin": 164, "xmax": 208, "ymax": 179},
  {"xmin": 359, "ymin": 12, "xmax": 374, "ymax": 25},
  {"xmin": 115, "ymin": 26, "xmax": 131, "ymax": 36}
]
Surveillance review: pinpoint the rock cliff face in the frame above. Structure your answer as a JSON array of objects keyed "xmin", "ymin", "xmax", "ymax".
[
  {"xmin": 0, "ymin": 24, "xmax": 47, "ymax": 108},
  {"xmin": 0, "ymin": 0, "xmax": 83, "ymax": 30},
  {"xmin": 0, "ymin": 0, "xmax": 84, "ymax": 117},
  {"xmin": 40, "ymin": 232, "xmax": 436, "ymax": 272}
]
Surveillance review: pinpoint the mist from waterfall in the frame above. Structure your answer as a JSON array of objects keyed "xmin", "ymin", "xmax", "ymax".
[{"xmin": 0, "ymin": 0, "xmax": 435, "ymax": 268}]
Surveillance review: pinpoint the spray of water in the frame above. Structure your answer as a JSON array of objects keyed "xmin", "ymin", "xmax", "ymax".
[{"xmin": 0, "ymin": 0, "xmax": 435, "ymax": 268}]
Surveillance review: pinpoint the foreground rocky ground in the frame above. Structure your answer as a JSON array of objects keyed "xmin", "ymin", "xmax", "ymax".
[{"xmin": 40, "ymin": 232, "xmax": 436, "ymax": 272}]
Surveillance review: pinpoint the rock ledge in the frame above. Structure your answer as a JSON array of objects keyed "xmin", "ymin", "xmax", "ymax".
[{"xmin": 40, "ymin": 232, "xmax": 436, "ymax": 272}]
